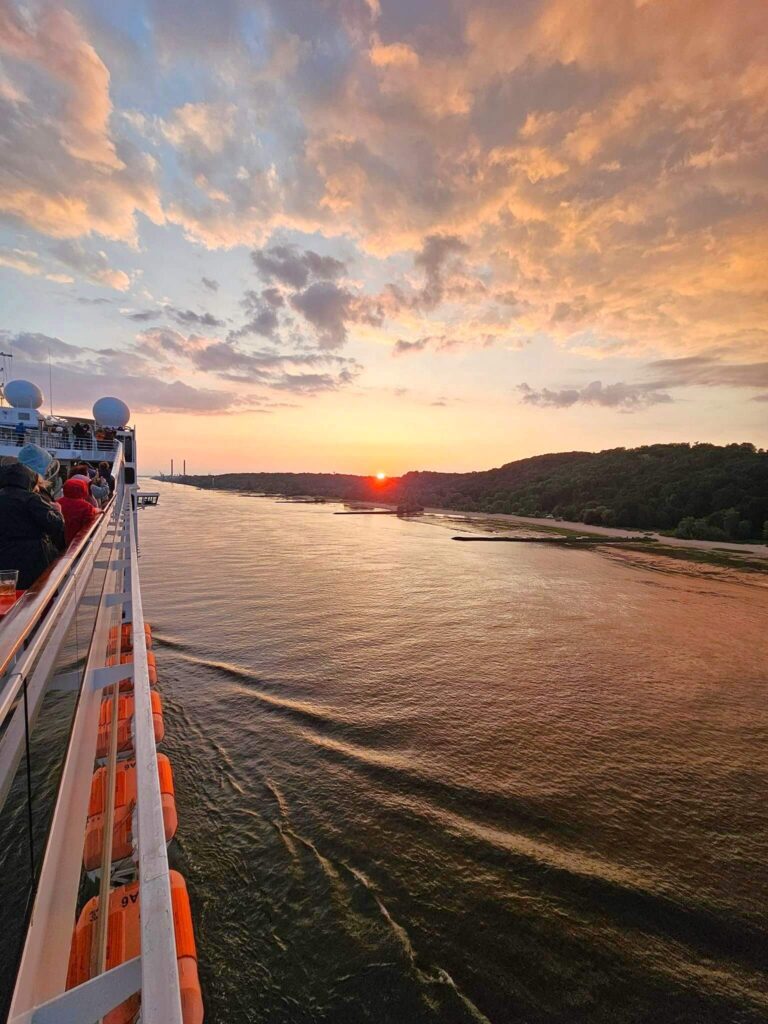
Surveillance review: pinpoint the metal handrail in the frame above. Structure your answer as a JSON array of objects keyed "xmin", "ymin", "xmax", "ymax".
[
  {"xmin": 8, "ymin": 475, "xmax": 183, "ymax": 1023},
  {"xmin": 0, "ymin": 445, "xmax": 124, "ymax": 681},
  {"xmin": 7, "ymin": 487, "xmax": 127, "ymax": 1017},
  {"xmin": 127, "ymin": 495, "xmax": 184, "ymax": 1024},
  {"xmin": 0, "ymin": 429, "xmax": 118, "ymax": 454}
]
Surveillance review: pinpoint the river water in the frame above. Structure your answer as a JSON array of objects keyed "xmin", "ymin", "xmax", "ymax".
[{"xmin": 139, "ymin": 480, "xmax": 767, "ymax": 1024}]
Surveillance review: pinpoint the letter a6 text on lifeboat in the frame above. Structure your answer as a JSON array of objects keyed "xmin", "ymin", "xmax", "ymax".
[{"xmin": 67, "ymin": 870, "xmax": 203, "ymax": 1024}]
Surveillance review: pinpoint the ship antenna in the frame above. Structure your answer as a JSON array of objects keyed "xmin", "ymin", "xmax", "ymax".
[
  {"xmin": 0, "ymin": 351, "xmax": 12, "ymax": 406},
  {"xmin": 48, "ymin": 347, "xmax": 53, "ymax": 416}
]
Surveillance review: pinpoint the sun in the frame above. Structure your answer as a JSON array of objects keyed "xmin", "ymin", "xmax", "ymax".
[{"xmin": 376, "ymin": 471, "xmax": 386, "ymax": 481}]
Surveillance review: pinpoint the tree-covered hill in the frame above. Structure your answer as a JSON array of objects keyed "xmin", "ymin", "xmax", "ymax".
[
  {"xmin": 400, "ymin": 443, "xmax": 768, "ymax": 538},
  {"xmin": 180, "ymin": 442, "xmax": 768, "ymax": 540}
]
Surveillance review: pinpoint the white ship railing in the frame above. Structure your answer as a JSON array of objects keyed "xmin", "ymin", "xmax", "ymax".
[
  {"xmin": 0, "ymin": 440, "xmax": 182, "ymax": 1024},
  {"xmin": 0, "ymin": 427, "xmax": 118, "ymax": 459}
]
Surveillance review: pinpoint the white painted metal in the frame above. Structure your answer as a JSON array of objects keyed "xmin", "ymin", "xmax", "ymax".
[
  {"xmin": 95, "ymin": 515, "xmax": 125, "ymax": 977},
  {"xmin": 14, "ymin": 958, "xmax": 141, "ymax": 1024},
  {"xmin": 127, "ymin": 498, "xmax": 184, "ymax": 1024},
  {"xmin": 92, "ymin": 662, "xmax": 135, "ymax": 691},
  {"xmin": 7, "ymin": 429, "xmax": 183, "ymax": 1024},
  {"xmin": 0, "ymin": 428, "xmax": 118, "ymax": 457},
  {"xmin": 49, "ymin": 662, "xmax": 135, "ymax": 694},
  {"xmin": 7, "ymin": 495, "xmax": 126, "ymax": 1017}
]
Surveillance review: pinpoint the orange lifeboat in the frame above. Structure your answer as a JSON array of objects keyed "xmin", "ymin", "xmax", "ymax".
[
  {"xmin": 104, "ymin": 651, "xmax": 159, "ymax": 693},
  {"xmin": 67, "ymin": 870, "xmax": 203, "ymax": 1024},
  {"xmin": 95, "ymin": 691, "xmax": 164, "ymax": 758},
  {"xmin": 83, "ymin": 754, "xmax": 178, "ymax": 872},
  {"xmin": 107, "ymin": 621, "xmax": 153, "ymax": 656}
]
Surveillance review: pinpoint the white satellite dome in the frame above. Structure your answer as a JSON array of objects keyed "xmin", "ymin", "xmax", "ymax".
[
  {"xmin": 93, "ymin": 396, "xmax": 130, "ymax": 428},
  {"xmin": 4, "ymin": 379, "xmax": 44, "ymax": 409}
]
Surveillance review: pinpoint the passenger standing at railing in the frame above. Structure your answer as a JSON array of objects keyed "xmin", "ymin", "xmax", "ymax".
[
  {"xmin": 69, "ymin": 464, "xmax": 98, "ymax": 508},
  {"xmin": 57, "ymin": 478, "xmax": 101, "ymax": 545},
  {"xmin": 98, "ymin": 460, "xmax": 115, "ymax": 497},
  {"xmin": 91, "ymin": 472, "xmax": 109, "ymax": 507},
  {"xmin": 72, "ymin": 421, "xmax": 90, "ymax": 449},
  {"xmin": 0, "ymin": 462, "xmax": 66, "ymax": 589}
]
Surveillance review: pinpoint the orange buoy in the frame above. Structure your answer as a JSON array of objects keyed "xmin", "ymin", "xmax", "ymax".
[
  {"xmin": 67, "ymin": 870, "xmax": 203, "ymax": 1024},
  {"xmin": 95, "ymin": 691, "xmax": 164, "ymax": 758},
  {"xmin": 107, "ymin": 621, "xmax": 153, "ymax": 656},
  {"xmin": 83, "ymin": 754, "xmax": 178, "ymax": 872},
  {"xmin": 103, "ymin": 650, "xmax": 159, "ymax": 693}
]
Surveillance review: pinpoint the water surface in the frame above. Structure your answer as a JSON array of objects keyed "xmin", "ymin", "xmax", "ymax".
[{"xmin": 141, "ymin": 480, "xmax": 768, "ymax": 1023}]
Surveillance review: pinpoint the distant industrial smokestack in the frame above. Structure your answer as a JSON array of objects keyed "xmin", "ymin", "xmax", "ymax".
[
  {"xmin": 183, "ymin": 459, "xmax": 186, "ymax": 477},
  {"xmin": 171, "ymin": 458, "xmax": 174, "ymax": 478}
]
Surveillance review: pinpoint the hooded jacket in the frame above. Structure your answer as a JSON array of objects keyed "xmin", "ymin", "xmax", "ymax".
[
  {"xmin": 57, "ymin": 478, "xmax": 100, "ymax": 545},
  {"xmin": 0, "ymin": 463, "xmax": 66, "ymax": 589},
  {"xmin": 69, "ymin": 467, "xmax": 98, "ymax": 507}
]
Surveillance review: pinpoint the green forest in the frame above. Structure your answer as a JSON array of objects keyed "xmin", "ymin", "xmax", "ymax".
[{"xmin": 181, "ymin": 442, "xmax": 768, "ymax": 542}]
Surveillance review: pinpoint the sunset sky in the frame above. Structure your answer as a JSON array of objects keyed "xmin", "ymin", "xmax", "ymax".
[{"xmin": 1, "ymin": 0, "xmax": 766, "ymax": 474}]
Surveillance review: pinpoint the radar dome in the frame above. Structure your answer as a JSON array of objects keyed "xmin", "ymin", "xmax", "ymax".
[
  {"xmin": 4, "ymin": 379, "xmax": 44, "ymax": 409},
  {"xmin": 93, "ymin": 396, "xmax": 130, "ymax": 428}
]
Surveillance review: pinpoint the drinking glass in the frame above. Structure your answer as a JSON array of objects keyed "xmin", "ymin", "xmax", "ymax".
[{"xmin": 0, "ymin": 570, "xmax": 19, "ymax": 610}]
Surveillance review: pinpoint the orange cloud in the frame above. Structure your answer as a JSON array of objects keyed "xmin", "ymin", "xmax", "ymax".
[{"xmin": 0, "ymin": 0, "xmax": 162, "ymax": 241}]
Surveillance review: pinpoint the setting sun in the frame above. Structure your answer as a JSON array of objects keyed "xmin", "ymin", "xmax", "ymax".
[{"xmin": 376, "ymin": 472, "xmax": 386, "ymax": 480}]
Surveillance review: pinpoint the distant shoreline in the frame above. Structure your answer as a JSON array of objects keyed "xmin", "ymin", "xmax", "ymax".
[
  {"xmin": 166, "ymin": 479, "xmax": 768, "ymax": 579},
  {"xmin": 159, "ymin": 442, "xmax": 768, "ymax": 550}
]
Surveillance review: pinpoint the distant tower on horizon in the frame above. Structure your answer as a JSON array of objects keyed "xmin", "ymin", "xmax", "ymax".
[{"xmin": 171, "ymin": 458, "xmax": 174, "ymax": 478}]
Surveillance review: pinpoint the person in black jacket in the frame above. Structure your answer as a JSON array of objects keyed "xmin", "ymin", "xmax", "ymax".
[{"xmin": 0, "ymin": 462, "xmax": 66, "ymax": 589}]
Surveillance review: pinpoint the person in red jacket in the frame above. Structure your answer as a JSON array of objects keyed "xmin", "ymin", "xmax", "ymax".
[{"xmin": 56, "ymin": 478, "xmax": 100, "ymax": 545}]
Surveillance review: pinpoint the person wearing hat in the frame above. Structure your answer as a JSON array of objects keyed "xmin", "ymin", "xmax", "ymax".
[
  {"xmin": 0, "ymin": 462, "xmax": 66, "ymax": 589},
  {"xmin": 18, "ymin": 443, "xmax": 63, "ymax": 500}
]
